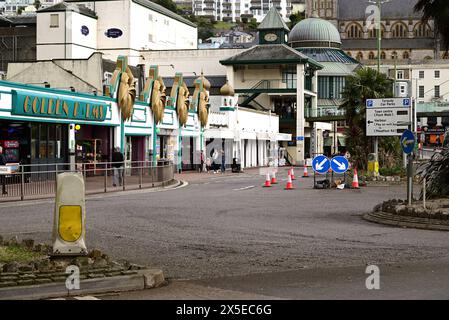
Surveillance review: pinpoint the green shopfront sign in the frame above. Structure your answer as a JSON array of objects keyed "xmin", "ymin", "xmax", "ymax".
[{"xmin": 12, "ymin": 90, "xmax": 108, "ymax": 121}]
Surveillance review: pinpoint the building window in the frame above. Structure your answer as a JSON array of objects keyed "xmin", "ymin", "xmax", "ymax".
[
  {"xmin": 414, "ymin": 23, "xmax": 432, "ymax": 37},
  {"xmin": 103, "ymin": 72, "xmax": 113, "ymax": 85},
  {"xmin": 397, "ymin": 70, "xmax": 404, "ymax": 79},
  {"xmin": 435, "ymin": 85, "xmax": 440, "ymax": 98},
  {"xmin": 346, "ymin": 23, "xmax": 363, "ymax": 39},
  {"xmin": 419, "ymin": 70, "xmax": 424, "ymax": 78},
  {"xmin": 347, "ymin": 51, "xmax": 352, "ymax": 57},
  {"xmin": 380, "ymin": 51, "xmax": 386, "ymax": 60},
  {"xmin": 50, "ymin": 14, "xmax": 59, "ymax": 28},
  {"xmin": 403, "ymin": 51, "xmax": 410, "ymax": 59},
  {"xmin": 419, "ymin": 85, "xmax": 425, "ymax": 98},
  {"xmin": 435, "ymin": 70, "xmax": 440, "ymax": 78},
  {"xmin": 368, "ymin": 24, "xmax": 385, "ymax": 38},
  {"xmin": 391, "ymin": 22, "xmax": 408, "ymax": 38},
  {"xmin": 282, "ymin": 68, "xmax": 297, "ymax": 89},
  {"xmin": 391, "ymin": 51, "xmax": 398, "ymax": 60},
  {"xmin": 356, "ymin": 52, "xmax": 363, "ymax": 60},
  {"xmin": 368, "ymin": 52, "xmax": 375, "ymax": 60}
]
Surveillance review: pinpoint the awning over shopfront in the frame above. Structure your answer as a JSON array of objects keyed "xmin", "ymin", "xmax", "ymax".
[
  {"xmin": 204, "ymin": 129, "xmax": 234, "ymax": 140},
  {"xmin": 239, "ymin": 131, "xmax": 257, "ymax": 140},
  {"xmin": 276, "ymin": 133, "xmax": 292, "ymax": 141}
]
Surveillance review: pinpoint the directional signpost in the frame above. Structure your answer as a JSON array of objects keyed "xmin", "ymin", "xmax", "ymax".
[
  {"xmin": 366, "ymin": 98, "xmax": 411, "ymax": 137},
  {"xmin": 330, "ymin": 156, "xmax": 349, "ymax": 174},
  {"xmin": 312, "ymin": 155, "xmax": 330, "ymax": 175}
]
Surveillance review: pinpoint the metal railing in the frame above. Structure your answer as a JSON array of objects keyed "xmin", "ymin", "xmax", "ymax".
[
  {"xmin": 305, "ymin": 107, "xmax": 346, "ymax": 118},
  {"xmin": 0, "ymin": 161, "xmax": 175, "ymax": 202}
]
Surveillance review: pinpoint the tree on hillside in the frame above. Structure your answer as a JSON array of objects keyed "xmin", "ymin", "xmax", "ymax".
[
  {"xmin": 288, "ymin": 12, "xmax": 305, "ymax": 29},
  {"xmin": 153, "ymin": 0, "xmax": 179, "ymax": 14},
  {"xmin": 415, "ymin": 0, "xmax": 449, "ymax": 54},
  {"xmin": 340, "ymin": 67, "xmax": 394, "ymax": 170}
]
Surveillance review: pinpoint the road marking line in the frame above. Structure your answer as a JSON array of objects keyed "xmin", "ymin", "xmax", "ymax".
[
  {"xmin": 233, "ymin": 185, "xmax": 255, "ymax": 191},
  {"xmin": 73, "ymin": 296, "xmax": 101, "ymax": 300}
]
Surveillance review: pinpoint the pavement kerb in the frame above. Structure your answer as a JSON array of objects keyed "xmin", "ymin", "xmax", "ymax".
[
  {"xmin": 0, "ymin": 269, "xmax": 166, "ymax": 300},
  {"xmin": 0, "ymin": 179, "xmax": 188, "ymax": 208},
  {"xmin": 363, "ymin": 211, "xmax": 449, "ymax": 231}
]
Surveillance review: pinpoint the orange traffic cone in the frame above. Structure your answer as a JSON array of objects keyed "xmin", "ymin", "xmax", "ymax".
[
  {"xmin": 263, "ymin": 173, "xmax": 272, "ymax": 187},
  {"xmin": 285, "ymin": 173, "xmax": 294, "ymax": 190},
  {"xmin": 352, "ymin": 168, "xmax": 359, "ymax": 189},
  {"xmin": 271, "ymin": 171, "xmax": 278, "ymax": 184},
  {"xmin": 290, "ymin": 167, "xmax": 296, "ymax": 180},
  {"xmin": 303, "ymin": 165, "xmax": 309, "ymax": 178}
]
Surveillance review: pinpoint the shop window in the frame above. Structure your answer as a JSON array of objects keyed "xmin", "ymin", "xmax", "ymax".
[{"xmin": 39, "ymin": 124, "xmax": 48, "ymax": 158}]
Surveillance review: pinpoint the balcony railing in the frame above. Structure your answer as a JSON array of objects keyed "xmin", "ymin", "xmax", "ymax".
[{"xmin": 305, "ymin": 107, "xmax": 346, "ymax": 119}]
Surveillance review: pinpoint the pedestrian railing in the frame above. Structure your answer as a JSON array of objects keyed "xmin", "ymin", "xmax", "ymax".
[{"xmin": 0, "ymin": 161, "xmax": 175, "ymax": 202}]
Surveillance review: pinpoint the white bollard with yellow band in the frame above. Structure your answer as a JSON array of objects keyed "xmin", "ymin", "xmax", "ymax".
[{"xmin": 52, "ymin": 172, "xmax": 87, "ymax": 255}]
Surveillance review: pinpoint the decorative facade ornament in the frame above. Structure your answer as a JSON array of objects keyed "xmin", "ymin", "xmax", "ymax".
[
  {"xmin": 220, "ymin": 80, "xmax": 235, "ymax": 96},
  {"xmin": 148, "ymin": 67, "xmax": 166, "ymax": 124},
  {"xmin": 177, "ymin": 81, "xmax": 190, "ymax": 126},
  {"xmin": 111, "ymin": 56, "xmax": 136, "ymax": 121}
]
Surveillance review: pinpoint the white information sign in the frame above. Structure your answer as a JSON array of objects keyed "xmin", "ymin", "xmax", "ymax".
[{"xmin": 366, "ymin": 98, "xmax": 411, "ymax": 136}]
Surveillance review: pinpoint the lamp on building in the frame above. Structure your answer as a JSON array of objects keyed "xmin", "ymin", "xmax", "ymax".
[{"xmin": 70, "ymin": 86, "xmax": 76, "ymax": 92}]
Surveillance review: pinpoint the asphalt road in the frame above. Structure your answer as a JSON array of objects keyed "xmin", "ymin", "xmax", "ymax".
[{"xmin": 1, "ymin": 168, "xmax": 449, "ymax": 299}]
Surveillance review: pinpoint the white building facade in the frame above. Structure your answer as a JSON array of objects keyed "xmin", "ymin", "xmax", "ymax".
[
  {"xmin": 192, "ymin": 0, "xmax": 291, "ymax": 22},
  {"xmin": 36, "ymin": 0, "xmax": 198, "ymax": 65}
]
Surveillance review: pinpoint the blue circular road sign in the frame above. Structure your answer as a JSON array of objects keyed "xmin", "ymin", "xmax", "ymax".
[
  {"xmin": 312, "ymin": 155, "xmax": 331, "ymax": 174},
  {"xmin": 331, "ymin": 156, "xmax": 349, "ymax": 174},
  {"xmin": 401, "ymin": 130, "xmax": 415, "ymax": 154}
]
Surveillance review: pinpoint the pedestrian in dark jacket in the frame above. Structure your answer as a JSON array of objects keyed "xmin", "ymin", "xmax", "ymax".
[{"xmin": 111, "ymin": 147, "xmax": 124, "ymax": 187}]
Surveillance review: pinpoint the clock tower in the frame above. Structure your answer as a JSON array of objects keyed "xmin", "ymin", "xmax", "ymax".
[{"xmin": 258, "ymin": 7, "xmax": 290, "ymax": 45}]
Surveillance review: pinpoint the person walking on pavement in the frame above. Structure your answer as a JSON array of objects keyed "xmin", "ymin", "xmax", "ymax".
[
  {"xmin": 111, "ymin": 147, "xmax": 124, "ymax": 187},
  {"xmin": 0, "ymin": 146, "xmax": 8, "ymax": 195},
  {"xmin": 221, "ymin": 148, "xmax": 225, "ymax": 173}
]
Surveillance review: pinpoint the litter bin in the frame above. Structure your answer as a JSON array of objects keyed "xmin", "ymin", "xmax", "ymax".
[
  {"xmin": 231, "ymin": 157, "xmax": 241, "ymax": 173},
  {"xmin": 367, "ymin": 153, "xmax": 379, "ymax": 176},
  {"xmin": 157, "ymin": 159, "xmax": 170, "ymax": 182}
]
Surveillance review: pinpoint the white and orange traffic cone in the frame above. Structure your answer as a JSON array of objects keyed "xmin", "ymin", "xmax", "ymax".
[
  {"xmin": 352, "ymin": 168, "xmax": 359, "ymax": 189},
  {"xmin": 263, "ymin": 173, "xmax": 272, "ymax": 188},
  {"xmin": 285, "ymin": 173, "xmax": 294, "ymax": 190},
  {"xmin": 303, "ymin": 165, "xmax": 309, "ymax": 178},
  {"xmin": 290, "ymin": 167, "xmax": 296, "ymax": 180},
  {"xmin": 271, "ymin": 171, "xmax": 278, "ymax": 184}
]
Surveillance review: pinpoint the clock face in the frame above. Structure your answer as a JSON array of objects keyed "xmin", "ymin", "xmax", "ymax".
[{"xmin": 264, "ymin": 33, "xmax": 278, "ymax": 42}]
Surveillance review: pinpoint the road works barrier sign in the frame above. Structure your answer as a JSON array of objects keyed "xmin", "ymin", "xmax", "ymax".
[
  {"xmin": 52, "ymin": 172, "xmax": 87, "ymax": 255},
  {"xmin": 401, "ymin": 130, "xmax": 416, "ymax": 154},
  {"xmin": 366, "ymin": 98, "xmax": 411, "ymax": 136},
  {"xmin": 312, "ymin": 155, "xmax": 331, "ymax": 174},
  {"xmin": 330, "ymin": 156, "xmax": 349, "ymax": 174}
]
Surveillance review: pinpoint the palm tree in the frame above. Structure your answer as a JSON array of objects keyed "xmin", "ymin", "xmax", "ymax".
[
  {"xmin": 340, "ymin": 67, "xmax": 393, "ymax": 170},
  {"xmin": 415, "ymin": 0, "xmax": 449, "ymax": 54}
]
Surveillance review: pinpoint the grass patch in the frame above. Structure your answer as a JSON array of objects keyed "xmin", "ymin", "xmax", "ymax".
[
  {"xmin": 213, "ymin": 21, "xmax": 236, "ymax": 30},
  {"xmin": 0, "ymin": 245, "xmax": 44, "ymax": 264}
]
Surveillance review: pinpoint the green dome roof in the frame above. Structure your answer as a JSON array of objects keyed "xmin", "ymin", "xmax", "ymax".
[{"xmin": 288, "ymin": 18, "xmax": 341, "ymax": 48}]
